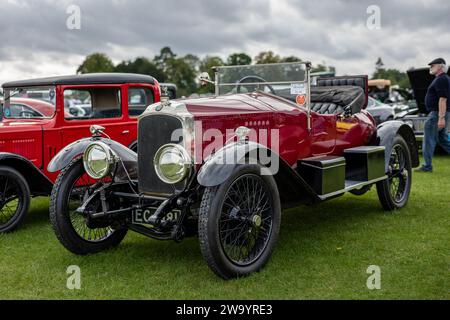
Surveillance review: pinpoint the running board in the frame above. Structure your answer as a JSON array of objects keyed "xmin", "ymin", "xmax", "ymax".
[{"xmin": 318, "ymin": 175, "xmax": 387, "ymax": 200}]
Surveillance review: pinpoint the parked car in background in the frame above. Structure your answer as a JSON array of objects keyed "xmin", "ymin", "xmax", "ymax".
[
  {"xmin": 368, "ymin": 79, "xmax": 392, "ymax": 102},
  {"xmin": 1, "ymin": 97, "xmax": 57, "ymax": 118},
  {"xmin": 369, "ymin": 78, "xmax": 416, "ymax": 109},
  {"xmin": 0, "ymin": 73, "xmax": 160, "ymax": 232},
  {"xmin": 365, "ymin": 96, "xmax": 396, "ymax": 125},
  {"xmin": 402, "ymin": 67, "xmax": 450, "ymax": 142},
  {"xmin": 48, "ymin": 62, "xmax": 418, "ymax": 279}
]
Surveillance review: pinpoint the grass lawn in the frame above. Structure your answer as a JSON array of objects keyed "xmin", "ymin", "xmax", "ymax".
[{"xmin": 0, "ymin": 155, "xmax": 449, "ymax": 300}]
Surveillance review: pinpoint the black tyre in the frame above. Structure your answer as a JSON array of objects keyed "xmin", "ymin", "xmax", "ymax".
[
  {"xmin": 198, "ymin": 165, "xmax": 281, "ymax": 279},
  {"xmin": 49, "ymin": 158, "xmax": 127, "ymax": 255},
  {"xmin": 0, "ymin": 166, "xmax": 30, "ymax": 233},
  {"xmin": 128, "ymin": 141, "xmax": 138, "ymax": 153},
  {"xmin": 376, "ymin": 135, "xmax": 412, "ymax": 210}
]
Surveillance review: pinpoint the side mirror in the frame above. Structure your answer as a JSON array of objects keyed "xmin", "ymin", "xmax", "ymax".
[{"xmin": 198, "ymin": 72, "xmax": 214, "ymax": 86}]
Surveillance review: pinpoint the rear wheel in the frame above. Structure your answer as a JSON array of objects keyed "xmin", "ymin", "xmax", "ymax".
[
  {"xmin": 198, "ymin": 165, "xmax": 281, "ymax": 279},
  {"xmin": 0, "ymin": 166, "xmax": 30, "ymax": 233},
  {"xmin": 376, "ymin": 135, "xmax": 412, "ymax": 210},
  {"xmin": 50, "ymin": 158, "xmax": 127, "ymax": 255}
]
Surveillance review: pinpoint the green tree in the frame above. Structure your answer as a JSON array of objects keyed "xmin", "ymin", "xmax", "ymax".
[
  {"xmin": 227, "ymin": 53, "xmax": 252, "ymax": 66},
  {"xmin": 77, "ymin": 53, "xmax": 115, "ymax": 74},
  {"xmin": 310, "ymin": 62, "xmax": 336, "ymax": 74},
  {"xmin": 154, "ymin": 46, "xmax": 177, "ymax": 74},
  {"xmin": 183, "ymin": 54, "xmax": 201, "ymax": 72},
  {"xmin": 199, "ymin": 56, "xmax": 225, "ymax": 73},
  {"xmin": 254, "ymin": 51, "xmax": 281, "ymax": 64},
  {"xmin": 375, "ymin": 57, "xmax": 384, "ymax": 72},
  {"xmin": 372, "ymin": 58, "xmax": 409, "ymax": 88},
  {"xmin": 373, "ymin": 68, "xmax": 409, "ymax": 88},
  {"xmin": 115, "ymin": 57, "xmax": 166, "ymax": 82},
  {"xmin": 198, "ymin": 56, "xmax": 225, "ymax": 94},
  {"xmin": 281, "ymin": 56, "xmax": 302, "ymax": 63},
  {"xmin": 165, "ymin": 58, "xmax": 197, "ymax": 97}
]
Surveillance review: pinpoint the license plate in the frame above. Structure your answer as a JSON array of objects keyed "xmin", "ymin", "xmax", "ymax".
[{"xmin": 132, "ymin": 208, "xmax": 180, "ymax": 225}]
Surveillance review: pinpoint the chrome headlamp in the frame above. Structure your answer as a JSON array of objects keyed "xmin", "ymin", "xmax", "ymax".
[
  {"xmin": 83, "ymin": 142, "xmax": 117, "ymax": 179},
  {"xmin": 154, "ymin": 144, "xmax": 192, "ymax": 184}
]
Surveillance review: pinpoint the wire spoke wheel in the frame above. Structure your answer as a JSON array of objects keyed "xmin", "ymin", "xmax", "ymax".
[
  {"xmin": 0, "ymin": 177, "xmax": 20, "ymax": 226},
  {"xmin": 67, "ymin": 172, "xmax": 113, "ymax": 242},
  {"xmin": 376, "ymin": 135, "xmax": 412, "ymax": 211},
  {"xmin": 199, "ymin": 165, "xmax": 281, "ymax": 279},
  {"xmin": 219, "ymin": 174, "xmax": 274, "ymax": 266},
  {"xmin": 0, "ymin": 166, "xmax": 30, "ymax": 233},
  {"xmin": 388, "ymin": 144, "xmax": 409, "ymax": 204},
  {"xmin": 50, "ymin": 159, "xmax": 127, "ymax": 255}
]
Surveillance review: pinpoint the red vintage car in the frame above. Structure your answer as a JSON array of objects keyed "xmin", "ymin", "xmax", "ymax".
[
  {"xmin": 0, "ymin": 73, "xmax": 160, "ymax": 232},
  {"xmin": 48, "ymin": 62, "xmax": 419, "ymax": 279}
]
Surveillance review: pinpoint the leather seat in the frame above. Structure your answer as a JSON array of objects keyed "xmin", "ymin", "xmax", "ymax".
[{"xmin": 310, "ymin": 102, "xmax": 344, "ymax": 115}]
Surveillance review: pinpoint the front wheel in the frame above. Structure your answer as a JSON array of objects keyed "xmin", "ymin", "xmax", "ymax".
[
  {"xmin": 198, "ymin": 165, "xmax": 281, "ymax": 279},
  {"xmin": 49, "ymin": 158, "xmax": 127, "ymax": 255},
  {"xmin": 0, "ymin": 166, "xmax": 30, "ymax": 233},
  {"xmin": 376, "ymin": 135, "xmax": 412, "ymax": 210}
]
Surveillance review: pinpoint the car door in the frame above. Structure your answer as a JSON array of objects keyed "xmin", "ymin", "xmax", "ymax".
[
  {"xmin": 310, "ymin": 112, "xmax": 336, "ymax": 155},
  {"xmin": 60, "ymin": 85, "xmax": 134, "ymax": 148}
]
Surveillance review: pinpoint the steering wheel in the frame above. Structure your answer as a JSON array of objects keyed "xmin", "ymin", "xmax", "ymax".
[
  {"xmin": 19, "ymin": 110, "xmax": 37, "ymax": 118},
  {"xmin": 69, "ymin": 105, "xmax": 86, "ymax": 117},
  {"xmin": 236, "ymin": 76, "xmax": 276, "ymax": 95}
]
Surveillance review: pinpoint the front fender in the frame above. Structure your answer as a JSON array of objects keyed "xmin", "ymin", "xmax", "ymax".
[
  {"xmin": 197, "ymin": 141, "xmax": 278, "ymax": 187},
  {"xmin": 48, "ymin": 138, "xmax": 138, "ymax": 179},
  {"xmin": 197, "ymin": 141, "xmax": 319, "ymax": 206},
  {"xmin": 376, "ymin": 120, "xmax": 420, "ymax": 171},
  {"xmin": 47, "ymin": 138, "xmax": 93, "ymax": 172}
]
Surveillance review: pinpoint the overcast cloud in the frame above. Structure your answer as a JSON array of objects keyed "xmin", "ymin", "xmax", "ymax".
[{"xmin": 0, "ymin": 0, "xmax": 448, "ymax": 84}]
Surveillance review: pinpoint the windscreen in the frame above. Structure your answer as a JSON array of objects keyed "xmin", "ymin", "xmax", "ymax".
[
  {"xmin": 216, "ymin": 62, "xmax": 308, "ymax": 95},
  {"xmin": 2, "ymin": 86, "xmax": 56, "ymax": 119}
]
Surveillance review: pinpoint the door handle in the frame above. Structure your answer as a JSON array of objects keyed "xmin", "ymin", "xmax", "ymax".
[{"xmin": 121, "ymin": 130, "xmax": 130, "ymax": 135}]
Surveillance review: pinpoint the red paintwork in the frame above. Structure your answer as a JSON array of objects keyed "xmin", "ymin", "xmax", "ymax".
[
  {"xmin": 0, "ymin": 81, "xmax": 161, "ymax": 184},
  {"xmin": 184, "ymin": 92, "xmax": 376, "ymax": 166}
]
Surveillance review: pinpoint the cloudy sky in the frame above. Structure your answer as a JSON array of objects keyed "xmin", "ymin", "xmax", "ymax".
[{"xmin": 0, "ymin": 0, "xmax": 448, "ymax": 84}]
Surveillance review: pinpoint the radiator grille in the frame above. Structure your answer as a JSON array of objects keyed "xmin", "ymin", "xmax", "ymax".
[{"xmin": 138, "ymin": 114, "xmax": 183, "ymax": 195}]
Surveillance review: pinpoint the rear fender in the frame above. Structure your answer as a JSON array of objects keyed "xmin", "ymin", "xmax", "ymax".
[{"xmin": 375, "ymin": 120, "xmax": 420, "ymax": 171}]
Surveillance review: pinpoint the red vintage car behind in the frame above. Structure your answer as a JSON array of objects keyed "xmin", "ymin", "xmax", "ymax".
[{"xmin": 0, "ymin": 73, "xmax": 160, "ymax": 232}]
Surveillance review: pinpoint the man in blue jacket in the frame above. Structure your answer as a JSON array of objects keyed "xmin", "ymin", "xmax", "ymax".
[{"xmin": 416, "ymin": 58, "xmax": 450, "ymax": 172}]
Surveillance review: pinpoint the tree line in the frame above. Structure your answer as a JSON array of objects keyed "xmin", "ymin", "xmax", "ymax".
[
  {"xmin": 76, "ymin": 48, "xmax": 410, "ymax": 97},
  {"xmin": 76, "ymin": 47, "xmax": 335, "ymax": 97},
  {"xmin": 372, "ymin": 57, "xmax": 410, "ymax": 89}
]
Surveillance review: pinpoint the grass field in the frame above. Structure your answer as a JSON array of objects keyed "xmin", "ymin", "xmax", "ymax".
[{"xmin": 0, "ymin": 156, "xmax": 449, "ymax": 300}]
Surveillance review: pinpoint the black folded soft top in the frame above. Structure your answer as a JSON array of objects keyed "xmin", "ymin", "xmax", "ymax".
[{"xmin": 276, "ymin": 85, "xmax": 365, "ymax": 114}]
